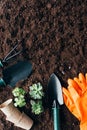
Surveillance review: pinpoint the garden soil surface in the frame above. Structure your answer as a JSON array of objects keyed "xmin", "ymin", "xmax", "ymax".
[{"xmin": 0, "ymin": 0, "xmax": 87, "ymax": 130}]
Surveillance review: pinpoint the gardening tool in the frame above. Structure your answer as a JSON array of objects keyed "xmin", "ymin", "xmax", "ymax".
[
  {"xmin": 0, "ymin": 43, "xmax": 22, "ymax": 67},
  {"xmin": 48, "ymin": 73, "xmax": 63, "ymax": 130},
  {"xmin": 0, "ymin": 43, "xmax": 32, "ymax": 87},
  {"xmin": 0, "ymin": 60, "xmax": 32, "ymax": 87}
]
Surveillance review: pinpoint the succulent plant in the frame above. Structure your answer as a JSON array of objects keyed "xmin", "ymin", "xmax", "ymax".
[
  {"xmin": 14, "ymin": 96, "xmax": 26, "ymax": 107},
  {"xmin": 12, "ymin": 87, "xmax": 26, "ymax": 107},
  {"xmin": 30, "ymin": 100, "xmax": 44, "ymax": 115},
  {"xmin": 29, "ymin": 83, "xmax": 44, "ymax": 99},
  {"xmin": 12, "ymin": 87, "xmax": 26, "ymax": 97}
]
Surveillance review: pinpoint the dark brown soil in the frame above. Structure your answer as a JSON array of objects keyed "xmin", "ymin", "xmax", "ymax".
[{"xmin": 0, "ymin": 0, "xmax": 87, "ymax": 130}]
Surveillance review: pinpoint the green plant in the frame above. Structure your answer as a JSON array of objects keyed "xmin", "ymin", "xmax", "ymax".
[
  {"xmin": 14, "ymin": 96, "xmax": 26, "ymax": 107},
  {"xmin": 30, "ymin": 100, "xmax": 44, "ymax": 115},
  {"xmin": 29, "ymin": 82, "xmax": 44, "ymax": 99},
  {"xmin": 12, "ymin": 87, "xmax": 26, "ymax": 97},
  {"xmin": 12, "ymin": 87, "xmax": 26, "ymax": 107}
]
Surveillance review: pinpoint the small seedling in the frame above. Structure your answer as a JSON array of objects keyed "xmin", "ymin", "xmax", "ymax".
[
  {"xmin": 14, "ymin": 96, "xmax": 26, "ymax": 107},
  {"xmin": 12, "ymin": 87, "xmax": 26, "ymax": 107},
  {"xmin": 30, "ymin": 100, "xmax": 44, "ymax": 115},
  {"xmin": 12, "ymin": 87, "xmax": 26, "ymax": 97},
  {"xmin": 29, "ymin": 83, "xmax": 44, "ymax": 99}
]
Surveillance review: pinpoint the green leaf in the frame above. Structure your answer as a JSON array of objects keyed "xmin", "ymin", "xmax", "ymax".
[
  {"xmin": 12, "ymin": 87, "xmax": 26, "ymax": 107},
  {"xmin": 12, "ymin": 87, "xmax": 26, "ymax": 97},
  {"xmin": 29, "ymin": 83, "xmax": 44, "ymax": 99},
  {"xmin": 14, "ymin": 97, "xmax": 26, "ymax": 107},
  {"xmin": 30, "ymin": 100, "xmax": 44, "ymax": 115}
]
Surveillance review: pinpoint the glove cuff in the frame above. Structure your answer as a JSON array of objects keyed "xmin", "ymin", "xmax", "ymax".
[{"xmin": 80, "ymin": 122, "xmax": 87, "ymax": 130}]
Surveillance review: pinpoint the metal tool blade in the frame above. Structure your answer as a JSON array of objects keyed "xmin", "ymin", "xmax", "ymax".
[
  {"xmin": 48, "ymin": 73, "xmax": 63, "ymax": 106},
  {"xmin": 48, "ymin": 73, "xmax": 64, "ymax": 130},
  {"xmin": 2, "ymin": 60, "xmax": 32, "ymax": 87}
]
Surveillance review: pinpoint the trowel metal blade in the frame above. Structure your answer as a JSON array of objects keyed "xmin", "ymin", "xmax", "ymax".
[
  {"xmin": 48, "ymin": 73, "xmax": 64, "ymax": 106},
  {"xmin": 2, "ymin": 60, "xmax": 32, "ymax": 87}
]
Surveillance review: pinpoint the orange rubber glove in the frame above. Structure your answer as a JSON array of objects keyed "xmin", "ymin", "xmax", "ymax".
[{"xmin": 63, "ymin": 73, "xmax": 87, "ymax": 130}]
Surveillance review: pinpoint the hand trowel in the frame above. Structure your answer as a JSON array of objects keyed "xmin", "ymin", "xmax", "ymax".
[
  {"xmin": 0, "ymin": 60, "xmax": 32, "ymax": 87},
  {"xmin": 48, "ymin": 73, "xmax": 64, "ymax": 130}
]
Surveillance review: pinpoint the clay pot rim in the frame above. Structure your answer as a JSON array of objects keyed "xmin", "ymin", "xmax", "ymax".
[{"xmin": 0, "ymin": 99, "xmax": 12, "ymax": 108}]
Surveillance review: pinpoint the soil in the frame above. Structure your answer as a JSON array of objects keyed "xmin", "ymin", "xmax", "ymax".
[{"xmin": 0, "ymin": 0, "xmax": 87, "ymax": 130}]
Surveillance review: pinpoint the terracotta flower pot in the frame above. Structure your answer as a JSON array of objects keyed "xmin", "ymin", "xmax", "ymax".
[
  {"xmin": 0, "ymin": 99, "xmax": 33, "ymax": 130},
  {"xmin": 0, "ymin": 99, "xmax": 21, "ymax": 124},
  {"xmin": 15, "ymin": 112, "xmax": 33, "ymax": 130}
]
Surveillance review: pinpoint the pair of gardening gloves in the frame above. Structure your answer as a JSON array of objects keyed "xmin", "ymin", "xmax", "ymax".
[{"xmin": 63, "ymin": 73, "xmax": 87, "ymax": 130}]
